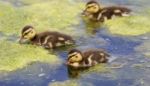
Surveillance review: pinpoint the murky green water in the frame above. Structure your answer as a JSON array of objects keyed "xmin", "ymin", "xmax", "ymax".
[{"xmin": 0, "ymin": 0, "xmax": 150, "ymax": 86}]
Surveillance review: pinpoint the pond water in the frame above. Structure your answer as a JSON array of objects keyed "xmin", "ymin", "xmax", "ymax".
[{"xmin": 0, "ymin": 0, "xmax": 150, "ymax": 86}]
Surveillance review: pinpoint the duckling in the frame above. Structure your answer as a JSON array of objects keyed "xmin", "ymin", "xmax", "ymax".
[
  {"xmin": 19, "ymin": 25, "xmax": 75, "ymax": 49},
  {"xmin": 66, "ymin": 49, "xmax": 109, "ymax": 68},
  {"xmin": 82, "ymin": 0, "xmax": 131, "ymax": 22}
]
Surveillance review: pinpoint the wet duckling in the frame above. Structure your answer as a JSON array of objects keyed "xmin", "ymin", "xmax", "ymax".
[
  {"xmin": 19, "ymin": 25, "xmax": 75, "ymax": 49},
  {"xmin": 82, "ymin": 0, "xmax": 131, "ymax": 22},
  {"xmin": 67, "ymin": 49, "xmax": 109, "ymax": 68}
]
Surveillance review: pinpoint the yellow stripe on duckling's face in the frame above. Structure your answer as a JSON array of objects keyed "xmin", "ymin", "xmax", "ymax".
[
  {"xmin": 68, "ymin": 52, "xmax": 82, "ymax": 63},
  {"xmin": 22, "ymin": 28, "xmax": 36, "ymax": 40},
  {"xmin": 85, "ymin": 3, "xmax": 100, "ymax": 13}
]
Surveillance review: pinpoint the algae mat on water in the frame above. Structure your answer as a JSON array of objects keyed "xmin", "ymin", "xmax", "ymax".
[
  {"xmin": 105, "ymin": 14, "xmax": 150, "ymax": 36},
  {"xmin": 0, "ymin": 0, "xmax": 83, "ymax": 35},
  {"xmin": 0, "ymin": 2, "xmax": 28, "ymax": 35},
  {"xmin": 49, "ymin": 80, "xmax": 79, "ymax": 86},
  {"xmin": 49, "ymin": 80, "xmax": 93, "ymax": 86},
  {"xmin": 0, "ymin": 41, "xmax": 61, "ymax": 71}
]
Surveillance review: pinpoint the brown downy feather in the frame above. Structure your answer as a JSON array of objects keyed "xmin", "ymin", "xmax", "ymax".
[
  {"xmin": 98, "ymin": 6, "xmax": 131, "ymax": 22},
  {"xmin": 67, "ymin": 49, "xmax": 109, "ymax": 67},
  {"xmin": 82, "ymin": 49, "xmax": 109, "ymax": 65},
  {"xmin": 83, "ymin": 1, "xmax": 131, "ymax": 22},
  {"xmin": 30, "ymin": 31, "xmax": 75, "ymax": 49}
]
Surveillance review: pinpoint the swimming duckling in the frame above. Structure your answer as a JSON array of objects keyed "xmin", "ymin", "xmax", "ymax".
[
  {"xmin": 82, "ymin": 0, "xmax": 131, "ymax": 22},
  {"xmin": 67, "ymin": 49, "xmax": 109, "ymax": 68},
  {"xmin": 19, "ymin": 25, "xmax": 75, "ymax": 49}
]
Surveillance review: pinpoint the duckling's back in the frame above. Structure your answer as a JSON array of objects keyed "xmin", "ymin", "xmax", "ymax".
[
  {"xmin": 101, "ymin": 6, "xmax": 131, "ymax": 19},
  {"xmin": 83, "ymin": 49, "xmax": 109, "ymax": 65},
  {"xmin": 37, "ymin": 31, "xmax": 75, "ymax": 49}
]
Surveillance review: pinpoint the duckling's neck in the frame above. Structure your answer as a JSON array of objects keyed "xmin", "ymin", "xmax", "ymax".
[
  {"xmin": 79, "ymin": 55, "xmax": 85, "ymax": 64},
  {"xmin": 30, "ymin": 34, "xmax": 39, "ymax": 44},
  {"xmin": 93, "ymin": 9, "xmax": 101, "ymax": 16}
]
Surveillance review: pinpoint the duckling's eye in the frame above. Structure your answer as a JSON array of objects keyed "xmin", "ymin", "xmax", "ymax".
[
  {"xmin": 75, "ymin": 56, "xmax": 78, "ymax": 58},
  {"xmin": 87, "ymin": 6, "xmax": 91, "ymax": 9},
  {"xmin": 24, "ymin": 33, "xmax": 28, "ymax": 36}
]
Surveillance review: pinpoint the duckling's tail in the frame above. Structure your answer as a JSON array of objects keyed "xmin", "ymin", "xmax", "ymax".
[
  {"xmin": 118, "ymin": 7, "xmax": 131, "ymax": 16},
  {"xmin": 108, "ymin": 56, "xmax": 118, "ymax": 63}
]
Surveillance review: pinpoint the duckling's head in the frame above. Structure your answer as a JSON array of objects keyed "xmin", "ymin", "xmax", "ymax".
[
  {"xmin": 19, "ymin": 25, "xmax": 36, "ymax": 43},
  {"xmin": 67, "ymin": 49, "xmax": 83, "ymax": 67},
  {"xmin": 84, "ymin": 1, "xmax": 101, "ymax": 14}
]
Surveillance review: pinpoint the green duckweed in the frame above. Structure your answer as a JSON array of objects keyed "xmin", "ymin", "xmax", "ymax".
[
  {"xmin": 0, "ymin": 2, "xmax": 28, "ymax": 35},
  {"xmin": 0, "ymin": 41, "xmax": 61, "ymax": 71},
  {"xmin": 105, "ymin": 15, "xmax": 150, "ymax": 36},
  {"xmin": 0, "ymin": 0, "xmax": 84, "ymax": 35},
  {"xmin": 49, "ymin": 80, "xmax": 79, "ymax": 86}
]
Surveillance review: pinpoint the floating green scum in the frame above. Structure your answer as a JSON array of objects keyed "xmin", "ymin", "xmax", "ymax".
[
  {"xmin": 0, "ymin": 40, "xmax": 61, "ymax": 71},
  {"xmin": 105, "ymin": 14, "xmax": 150, "ymax": 36},
  {"xmin": 0, "ymin": 0, "xmax": 84, "ymax": 35}
]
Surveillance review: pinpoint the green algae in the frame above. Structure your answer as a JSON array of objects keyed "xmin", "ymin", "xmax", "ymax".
[
  {"xmin": 21, "ymin": 0, "xmax": 50, "ymax": 5},
  {"xmin": 49, "ymin": 80, "xmax": 79, "ymax": 86},
  {"xmin": 0, "ymin": 2, "xmax": 28, "ymax": 35},
  {"xmin": 0, "ymin": 0, "xmax": 84, "ymax": 35},
  {"xmin": 49, "ymin": 80, "xmax": 93, "ymax": 86},
  {"xmin": 145, "ymin": 53, "xmax": 150, "ymax": 57},
  {"xmin": 105, "ymin": 15, "xmax": 150, "ymax": 36},
  {"xmin": 22, "ymin": 0, "xmax": 83, "ymax": 33},
  {"xmin": 85, "ymin": 64, "xmax": 110, "ymax": 73},
  {"xmin": 0, "ymin": 41, "xmax": 61, "ymax": 71}
]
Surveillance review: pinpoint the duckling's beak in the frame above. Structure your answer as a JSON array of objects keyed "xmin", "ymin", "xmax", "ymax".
[
  {"xmin": 19, "ymin": 37, "xmax": 23, "ymax": 44},
  {"xmin": 19, "ymin": 37, "xmax": 28, "ymax": 44},
  {"xmin": 82, "ymin": 9, "xmax": 88, "ymax": 16},
  {"xmin": 81, "ymin": 10, "xmax": 86, "ymax": 16},
  {"xmin": 65, "ymin": 61, "xmax": 70, "ymax": 65},
  {"xmin": 82, "ymin": 10, "xmax": 92, "ymax": 18},
  {"xmin": 66, "ymin": 58, "xmax": 75, "ymax": 65},
  {"xmin": 66, "ymin": 59, "xmax": 72, "ymax": 64}
]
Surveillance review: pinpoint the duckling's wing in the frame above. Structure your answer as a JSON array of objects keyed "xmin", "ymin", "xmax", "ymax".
[
  {"xmin": 82, "ymin": 50, "xmax": 104, "ymax": 64},
  {"xmin": 44, "ymin": 31, "xmax": 75, "ymax": 48},
  {"xmin": 101, "ymin": 6, "xmax": 131, "ymax": 19},
  {"xmin": 39, "ymin": 34, "xmax": 55, "ymax": 48},
  {"xmin": 55, "ymin": 32, "xmax": 75, "ymax": 45}
]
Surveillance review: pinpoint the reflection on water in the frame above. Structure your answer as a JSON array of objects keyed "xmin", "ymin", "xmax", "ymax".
[{"xmin": 67, "ymin": 65, "xmax": 90, "ymax": 78}]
